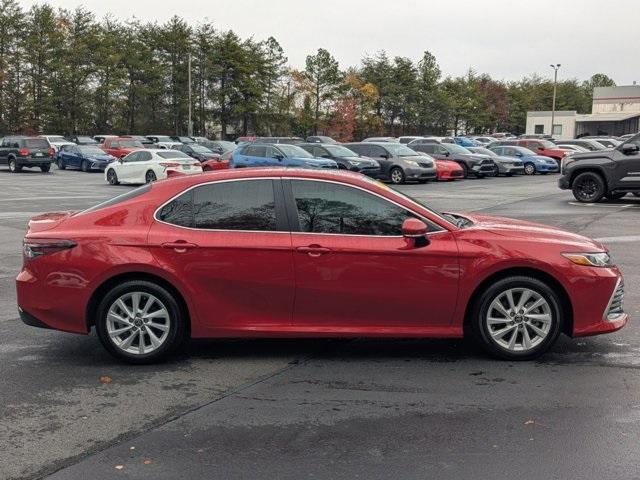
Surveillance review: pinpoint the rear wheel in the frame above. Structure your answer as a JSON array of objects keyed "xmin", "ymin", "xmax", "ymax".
[
  {"xmin": 389, "ymin": 167, "xmax": 405, "ymax": 185},
  {"xmin": 95, "ymin": 281, "xmax": 186, "ymax": 364},
  {"xmin": 106, "ymin": 168, "xmax": 119, "ymax": 185},
  {"xmin": 572, "ymin": 171, "xmax": 605, "ymax": 203},
  {"xmin": 524, "ymin": 162, "xmax": 535, "ymax": 175},
  {"xmin": 145, "ymin": 170, "xmax": 157, "ymax": 183},
  {"xmin": 8, "ymin": 158, "xmax": 21, "ymax": 173},
  {"xmin": 40, "ymin": 164, "xmax": 50, "ymax": 173},
  {"xmin": 470, "ymin": 276, "xmax": 562, "ymax": 360}
]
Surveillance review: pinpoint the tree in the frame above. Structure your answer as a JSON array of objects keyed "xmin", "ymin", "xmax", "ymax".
[
  {"xmin": 304, "ymin": 48, "xmax": 341, "ymax": 134},
  {"xmin": 0, "ymin": 0, "xmax": 25, "ymax": 133}
]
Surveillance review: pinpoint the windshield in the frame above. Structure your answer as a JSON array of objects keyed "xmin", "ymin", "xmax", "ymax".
[
  {"xmin": 471, "ymin": 147, "xmax": 495, "ymax": 156},
  {"xmin": 119, "ymin": 140, "xmax": 143, "ymax": 148},
  {"xmin": 445, "ymin": 144, "xmax": 472, "ymax": 154},
  {"xmin": 538, "ymin": 140, "xmax": 557, "ymax": 148},
  {"xmin": 385, "ymin": 144, "xmax": 420, "ymax": 156},
  {"xmin": 278, "ymin": 145, "xmax": 313, "ymax": 158},
  {"xmin": 216, "ymin": 141, "xmax": 236, "ymax": 151},
  {"xmin": 158, "ymin": 151, "xmax": 191, "ymax": 159},
  {"xmin": 77, "ymin": 137, "xmax": 96, "ymax": 143},
  {"xmin": 78, "ymin": 146, "xmax": 106, "ymax": 155},
  {"xmin": 25, "ymin": 139, "xmax": 49, "ymax": 149},
  {"xmin": 325, "ymin": 145, "xmax": 359, "ymax": 157}
]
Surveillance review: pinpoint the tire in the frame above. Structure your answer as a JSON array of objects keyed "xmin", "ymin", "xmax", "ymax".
[
  {"xmin": 8, "ymin": 158, "xmax": 21, "ymax": 173},
  {"xmin": 95, "ymin": 280, "xmax": 186, "ymax": 364},
  {"xmin": 572, "ymin": 171, "xmax": 606, "ymax": 203},
  {"xmin": 57, "ymin": 159, "xmax": 66, "ymax": 170},
  {"xmin": 81, "ymin": 160, "xmax": 89, "ymax": 172},
  {"xmin": 470, "ymin": 276, "xmax": 562, "ymax": 360},
  {"xmin": 145, "ymin": 170, "xmax": 157, "ymax": 183},
  {"xmin": 40, "ymin": 164, "xmax": 50, "ymax": 173},
  {"xmin": 389, "ymin": 167, "xmax": 405, "ymax": 185},
  {"xmin": 524, "ymin": 162, "xmax": 535, "ymax": 175},
  {"xmin": 106, "ymin": 168, "xmax": 119, "ymax": 185},
  {"xmin": 461, "ymin": 163, "xmax": 469, "ymax": 178},
  {"xmin": 605, "ymin": 192, "xmax": 626, "ymax": 201}
]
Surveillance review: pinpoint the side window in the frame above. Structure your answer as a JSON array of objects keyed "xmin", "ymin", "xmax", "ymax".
[
  {"xmin": 252, "ymin": 146, "xmax": 267, "ymax": 157},
  {"xmin": 193, "ymin": 180, "xmax": 276, "ymax": 230},
  {"xmin": 265, "ymin": 146, "xmax": 280, "ymax": 158},
  {"xmin": 124, "ymin": 152, "xmax": 140, "ymax": 162},
  {"xmin": 157, "ymin": 190, "xmax": 193, "ymax": 227},
  {"xmin": 421, "ymin": 144, "xmax": 435, "ymax": 154},
  {"xmin": 139, "ymin": 151, "xmax": 152, "ymax": 161},
  {"xmin": 312, "ymin": 147, "xmax": 326, "ymax": 157},
  {"xmin": 291, "ymin": 180, "xmax": 418, "ymax": 236},
  {"xmin": 435, "ymin": 146, "xmax": 448, "ymax": 155},
  {"xmin": 368, "ymin": 146, "xmax": 386, "ymax": 158},
  {"xmin": 349, "ymin": 144, "xmax": 367, "ymax": 156}
]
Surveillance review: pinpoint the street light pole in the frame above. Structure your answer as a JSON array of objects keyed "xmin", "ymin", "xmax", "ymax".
[
  {"xmin": 550, "ymin": 63, "xmax": 561, "ymax": 138},
  {"xmin": 188, "ymin": 53, "xmax": 193, "ymax": 137}
]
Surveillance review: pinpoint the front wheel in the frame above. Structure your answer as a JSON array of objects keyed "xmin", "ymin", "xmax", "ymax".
[
  {"xmin": 389, "ymin": 167, "xmax": 405, "ymax": 185},
  {"xmin": 145, "ymin": 170, "xmax": 157, "ymax": 183},
  {"xmin": 106, "ymin": 169, "xmax": 119, "ymax": 185},
  {"xmin": 572, "ymin": 171, "xmax": 605, "ymax": 203},
  {"xmin": 95, "ymin": 281, "xmax": 186, "ymax": 364},
  {"xmin": 524, "ymin": 163, "xmax": 535, "ymax": 175},
  {"xmin": 81, "ymin": 160, "xmax": 89, "ymax": 172},
  {"xmin": 470, "ymin": 276, "xmax": 562, "ymax": 360}
]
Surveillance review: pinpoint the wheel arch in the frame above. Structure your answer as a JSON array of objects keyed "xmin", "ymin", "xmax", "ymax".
[
  {"xmin": 85, "ymin": 271, "xmax": 191, "ymax": 337},
  {"xmin": 463, "ymin": 266, "xmax": 574, "ymax": 337},
  {"xmin": 568, "ymin": 166, "xmax": 607, "ymax": 187}
]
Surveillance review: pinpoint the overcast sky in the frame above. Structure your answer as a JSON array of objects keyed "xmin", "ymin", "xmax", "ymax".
[{"xmin": 22, "ymin": 0, "xmax": 640, "ymax": 84}]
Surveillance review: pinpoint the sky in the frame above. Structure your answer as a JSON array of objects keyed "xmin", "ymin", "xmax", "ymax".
[{"xmin": 21, "ymin": 0, "xmax": 640, "ymax": 84}]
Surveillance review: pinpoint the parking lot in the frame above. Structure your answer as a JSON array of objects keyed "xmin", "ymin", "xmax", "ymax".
[{"xmin": 1, "ymin": 168, "xmax": 639, "ymax": 479}]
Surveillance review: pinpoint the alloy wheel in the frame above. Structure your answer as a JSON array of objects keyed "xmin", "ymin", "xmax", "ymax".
[
  {"xmin": 146, "ymin": 170, "xmax": 157, "ymax": 183},
  {"xmin": 106, "ymin": 292, "xmax": 171, "ymax": 355},
  {"xmin": 524, "ymin": 163, "xmax": 535, "ymax": 175},
  {"xmin": 485, "ymin": 287, "xmax": 552, "ymax": 352},
  {"xmin": 390, "ymin": 168, "xmax": 404, "ymax": 184},
  {"xmin": 575, "ymin": 178, "xmax": 599, "ymax": 201}
]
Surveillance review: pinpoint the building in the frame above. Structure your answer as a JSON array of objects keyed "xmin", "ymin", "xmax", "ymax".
[{"xmin": 526, "ymin": 85, "xmax": 640, "ymax": 138}]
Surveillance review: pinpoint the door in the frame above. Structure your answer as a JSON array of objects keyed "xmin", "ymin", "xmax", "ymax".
[
  {"xmin": 612, "ymin": 137, "xmax": 640, "ymax": 189},
  {"xmin": 61, "ymin": 146, "xmax": 78, "ymax": 168},
  {"xmin": 115, "ymin": 151, "xmax": 143, "ymax": 183},
  {"xmin": 149, "ymin": 178, "xmax": 295, "ymax": 333},
  {"xmin": 286, "ymin": 179, "xmax": 459, "ymax": 330},
  {"xmin": 367, "ymin": 145, "xmax": 394, "ymax": 178}
]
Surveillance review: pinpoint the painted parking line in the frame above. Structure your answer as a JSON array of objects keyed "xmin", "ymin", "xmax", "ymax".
[
  {"xmin": 568, "ymin": 201, "xmax": 640, "ymax": 209},
  {"xmin": 0, "ymin": 195, "xmax": 110, "ymax": 202},
  {"xmin": 594, "ymin": 235, "xmax": 640, "ymax": 243}
]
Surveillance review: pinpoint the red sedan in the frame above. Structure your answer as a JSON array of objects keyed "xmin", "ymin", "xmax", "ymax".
[
  {"xmin": 201, "ymin": 150, "xmax": 231, "ymax": 171},
  {"xmin": 435, "ymin": 159, "xmax": 464, "ymax": 181},
  {"xmin": 17, "ymin": 169, "xmax": 627, "ymax": 363}
]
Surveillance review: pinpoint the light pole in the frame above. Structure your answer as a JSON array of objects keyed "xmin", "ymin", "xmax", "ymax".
[
  {"xmin": 550, "ymin": 64, "xmax": 561, "ymax": 137},
  {"xmin": 188, "ymin": 52, "xmax": 193, "ymax": 137}
]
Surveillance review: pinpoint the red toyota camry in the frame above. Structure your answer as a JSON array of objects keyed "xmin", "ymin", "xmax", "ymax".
[{"xmin": 17, "ymin": 169, "xmax": 627, "ymax": 363}]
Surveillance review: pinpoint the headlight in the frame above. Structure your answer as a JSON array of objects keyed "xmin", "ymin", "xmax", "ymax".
[
  {"xmin": 562, "ymin": 252, "xmax": 612, "ymax": 267},
  {"xmin": 404, "ymin": 160, "xmax": 419, "ymax": 166}
]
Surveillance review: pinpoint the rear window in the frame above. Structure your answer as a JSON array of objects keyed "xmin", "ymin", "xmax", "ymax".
[
  {"xmin": 158, "ymin": 151, "xmax": 191, "ymax": 159},
  {"xmin": 77, "ymin": 184, "xmax": 152, "ymax": 215},
  {"xmin": 24, "ymin": 139, "xmax": 49, "ymax": 149}
]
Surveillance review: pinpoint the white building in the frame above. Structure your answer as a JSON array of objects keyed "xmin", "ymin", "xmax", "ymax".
[{"xmin": 526, "ymin": 85, "xmax": 640, "ymax": 138}]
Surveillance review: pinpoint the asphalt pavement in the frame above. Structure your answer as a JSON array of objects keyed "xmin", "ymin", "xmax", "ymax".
[{"xmin": 0, "ymin": 167, "xmax": 638, "ymax": 480}]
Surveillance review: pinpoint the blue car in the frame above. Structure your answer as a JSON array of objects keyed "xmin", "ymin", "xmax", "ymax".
[
  {"xmin": 453, "ymin": 137, "xmax": 481, "ymax": 147},
  {"xmin": 231, "ymin": 143, "xmax": 338, "ymax": 169},
  {"xmin": 488, "ymin": 145, "xmax": 559, "ymax": 175},
  {"xmin": 56, "ymin": 145, "xmax": 117, "ymax": 172}
]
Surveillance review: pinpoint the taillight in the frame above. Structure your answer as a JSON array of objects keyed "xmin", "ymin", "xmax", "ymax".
[
  {"xmin": 18, "ymin": 148, "xmax": 29, "ymax": 156},
  {"xmin": 23, "ymin": 239, "xmax": 76, "ymax": 261},
  {"xmin": 159, "ymin": 162, "xmax": 180, "ymax": 168},
  {"xmin": 48, "ymin": 148, "xmax": 55, "ymax": 156}
]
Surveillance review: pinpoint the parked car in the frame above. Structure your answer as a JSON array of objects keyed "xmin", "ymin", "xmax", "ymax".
[
  {"xmin": 56, "ymin": 145, "xmax": 117, "ymax": 172},
  {"xmin": 559, "ymin": 134, "xmax": 640, "ymax": 202},
  {"xmin": 467, "ymin": 147, "xmax": 525, "ymax": 176},
  {"xmin": 199, "ymin": 140, "xmax": 236, "ymax": 155},
  {"xmin": 434, "ymin": 159, "xmax": 465, "ymax": 181},
  {"xmin": 398, "ymin": 136, "xmax": 425, "ymax": 144},
  {"xmin": 409, "ymin": 142, "xmax": 496, "ymax": 178},
  {"xmin": 145, "ymin": 135, "xmax": 182, "ymax": 149},
  {"xmin": 202, "ymin": 150, "xmax": 232, "ymax": 171},
  {"xmin": 17, "ymin": 167, "xmax": 627, "ymax": 363},
  {"xmin": 235, "ymin": 136, "xmax": 257, "ymax": 144},
  {"xmin": 191, "ymin": 136, "xmax": 210, "ymax": 143},
  {"xmin": 170, "ymin": 136, "xmax": 196, "ymax": 144},
  {"xmin": 344, "ymin": 142, "xmax": 436, "ymax": 184},
  {"xmin": 0, "ymin": 136, "xmax": 54, "ymax": 172},
  {"xmin": 619, "ymin": 133, "xmax": 637, "ymax": 140},
  {"xmin": 122, "ymin": 135, "xmax": 154, "ymax": 146},
  {"xmin": 306, "ymin": 135, "xmax": 337, "ymax": 144},
  {"xmin": 555, "ymin": 144, "xmax": 590, "ymax": 153},
  {"xmin": 299, "ymin": 143, "xmax": 380, "ymax": 177},
  {"xmin": 554, "ymin": 139, "xmax": 606, "ymax": 152},
  {"xmin": 94, "ymin": 135, "xmax": 117, "ymax": 144},
  {"xmin": 67, "ymin": 135, "xmax": 99, "ymax": 145},
  {"xmin": 255, "ymin": 136, "xmax": 305, "ymax": 145},
  {"xmin": 490, "ymin": 139, "xmax": 567, "ymax": 163},
  {"xmin": 582, "ymin": 136, "xmax": 622, "ymax": 149},
  {"xmin": 231, "ymin": 143, "xmax": 338, "ymax": 169},
  {"xmin": 101, "ymin": 137, "xmax": 145, "ymax": 159},
  {"xmin": 175, "ymin": 143, "xmax": 219, "ymax": 161},
  {"xmin": 488, "ymin": 145, "xmax": 558, "ymax": 175},
  {"xmin": 408, "ymin": 138, "xmax": 441, "ymax": 146},
  {"xmin": 362, "ymin": 137, "xmax": 398, "ymax": 143},
  {"xmin": 105, "ymin": 149, "xmax": 202, "ymax": 185},
  {"xmin": 471, "ymin": 136, "xmax": 495, "ymax": 145},
  {"xmin": 40, "ymin": 135, "xmax": 75, "ymax": 153},
  {"xmin": 453, "ymin": 137, "xmax": 481, "ymax": 147}
]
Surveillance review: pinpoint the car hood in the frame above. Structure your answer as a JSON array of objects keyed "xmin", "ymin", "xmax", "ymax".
[
  {"xmin": 342, "ymin": 156, "xmax": 378, "ymax": 165},
  {"xmin": 492, "ymin": 155, "xmax": 522, "ymax": 163},
  {"xmin": 87, "ymin": 153, "xmax": 115, "ymax": 161},
  {"xmin": 297, "ymin": 157, "xmax": 337, "ymax": 166},
  {"xmin": 454, "ymin": 213, "xmax": 606, "ymax": 251},
  {"xmin": 565, "ymin": 149, "xmax": 615, "ymax": 161},
  {"xmin": 456, "ymin": 153, "xmax": 490, "ymax": 163},
  {"xmin": 435, "ymin": 159, "xmax": 460, "ymax": 169}
]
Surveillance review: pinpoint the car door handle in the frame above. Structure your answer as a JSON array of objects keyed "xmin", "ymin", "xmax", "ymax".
[
  {"xmin": 296, "ymin": 245, "xmax": 331, "ymax": 257},
  {"xmin": 161, "ymin": 241, "xmax": 198, "ymax": 253}
]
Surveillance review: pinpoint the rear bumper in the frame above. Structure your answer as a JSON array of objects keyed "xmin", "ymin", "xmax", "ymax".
[
  {"xmin": 17, "ymin": 157, "xmax": 53, "ymax": 166},
  {"xmin": 19, "ymin": 307, "xmax": 52, "ymax": 329}
]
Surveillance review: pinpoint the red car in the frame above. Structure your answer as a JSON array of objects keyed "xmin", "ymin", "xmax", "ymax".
[
  {"xmin": 100, "ymin": 137, "xmax": 145, "ymax": 159},
  {"xmin": 201, "ymin": 150, "xmax": 231, "ymax": 171},
  {"xmin": 17, "ymin": 169, "xmax": 627, "ymax": 363},
  {"xmin": 435, "ymin": 159, "xmax": 464, "ymax": 180}
]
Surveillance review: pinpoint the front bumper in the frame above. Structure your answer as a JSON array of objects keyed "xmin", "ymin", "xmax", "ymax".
[
  {"xmin": 437, "ymin": 169, "xmax": 464, "ymax": 180},
  {"xmin": 558, "ymin": 175, "xmax": 571, "ymax": 190},
  {"xmin": 498, "ymin": 164, "xmax": 525, "ymax": 174},
  {"xmin": 536, "ymin": 163, "xmax": 559, "ymax": 173},
  {"xmin": 404, "ymin": 166, "xmax": 437, "ymax": 181},
  {"xmin": 355, "ymin": 166, "xmax": 382, "ymax": 178}
]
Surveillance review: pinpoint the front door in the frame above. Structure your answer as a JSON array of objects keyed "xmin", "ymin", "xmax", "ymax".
[
  {"xmin": 149, "ymin": 178, "xmax": 295, "ymax": 333},
  {"xmin": 285, "ymin": 178, "xmax": 459, "ymax": 330},
  {"xmin": 612, "ymin": 137, "xmax": 640, "ymax": 190}
]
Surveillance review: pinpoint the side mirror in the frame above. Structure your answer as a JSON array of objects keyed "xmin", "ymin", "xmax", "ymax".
[
  {"xmin": 443, "ymin": 151, "xmax": 450, "ymax": 157},
  {"xmin": 402, "ymin": 218, "xmax": 430, "ymax": 248},
  {"xmin": 380, "ymin": 154, "xmax": 389, "ymax": 159},
  {"xmin": 537, "ymin": 146, "xmax": 544, "ymax": 151},
  {"xmin": 515, "ymin": 152, "xmax": 523, "ymax": 157},
  {"xmin": 621, "ymin": 143, "xmax": 639, "ymax": 155},
  {"xmin": 274, "ymin": 154, "xmax": 284, "ymax": 161}
]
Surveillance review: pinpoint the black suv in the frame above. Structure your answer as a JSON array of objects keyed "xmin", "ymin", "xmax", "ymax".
[
  {"xmin": 0, "ymin": 136, "xmax": 54, "ymax": 172},
  {"xmin": 410, "ymin": 142, "xmax": 496, "ymax": 178},
  {"xmin": 344, "ymin": 142, "xmax": 436, "ymax": 184},
  {"xmin": 299, "ymin": 143, "xmax": 381, "ymax": 177},
  {"xmin": 559, "ymin": 134, "xmax": 640, "ymax": 202}
]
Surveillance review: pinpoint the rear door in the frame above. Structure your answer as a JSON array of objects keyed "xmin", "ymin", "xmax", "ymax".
[{"xmin": 149, "ymin": 177, "xmax": 295, "ymax": 333}]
